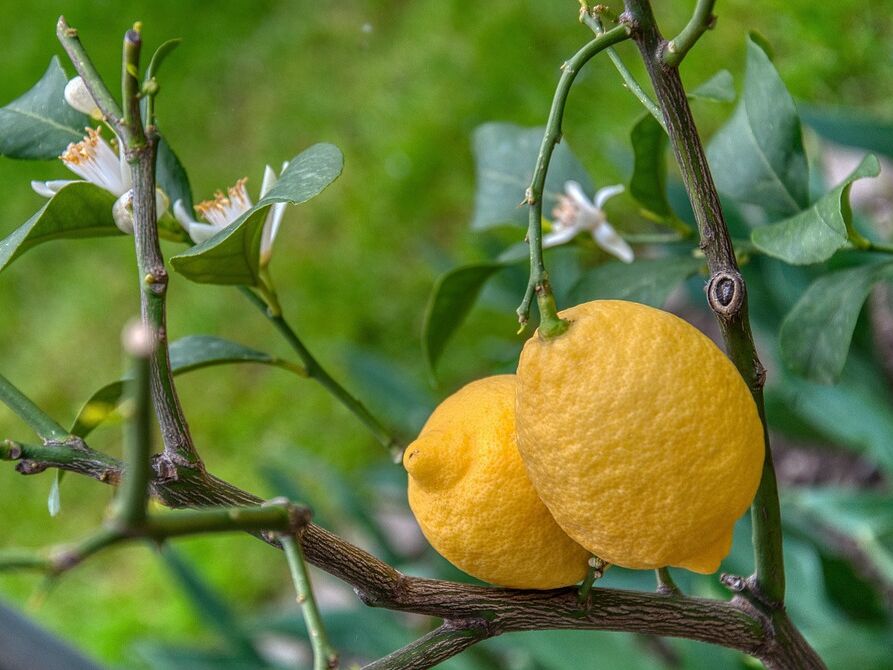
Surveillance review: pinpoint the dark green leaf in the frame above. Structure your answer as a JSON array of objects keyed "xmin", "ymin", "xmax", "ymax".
[
  {"xmin": 0, "ymin": 57, "xmax": 89, "ymax": 159},
  {"xmin": 779, "ymin": 261, "xmax": 893, "ymax": 383},
  {"xmin": 70, "ymin": 335, "xmax": 302, "ymax": 436},
  {"xmin": 707, "ymin": 36, "xmax": 809, "ymax": 219},
  {"xmin": 470, "ymin": 123, "xmax": 593, "ymax": 231},
  {"xmin": 569, "ymin": 256, "xmax": 703, "ymax": 307},
  {"xmin": 689, "ymin": 70, "xmax": 735, "ymax": 103},
  {"xmin": 629, "ymin": 114, "xmax": 672, "ymax": 221},
  {"xmin": 171, "ymin": 143, "xmax": 343, "ymax": 285},
  {"xmin": 422, "ymin": 261, "xmax": 510, "ymax": 378},
  {"xmin": 156, "ymin": 137, "xmax": 193, "ymax": 213},
  {"xmin": 0, "ymin": 182, "xmax": 120, "ymax": 273},
  {"xmin": 752, "ymin": 154, "xmax": 880, "ymax": 264},
  {"xmin": 801, "ymin": 105, "xmax": 893, "ymax": 158},
  {"xmin": 132, "ymin": 645, "xmax": 259, "ymax": 670}
]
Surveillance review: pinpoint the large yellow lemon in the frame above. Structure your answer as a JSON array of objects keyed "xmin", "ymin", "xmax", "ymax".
[
  {"xmin": 404, "ymin": 375, "xmax": 590, "ymax": 589},
  {"xmin": 516, "ymin": 300, "xmax": 764, "ymax": 573}
]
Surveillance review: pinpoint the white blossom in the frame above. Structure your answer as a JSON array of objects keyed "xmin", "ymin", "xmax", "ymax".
[
  {"xmin": 544, "ymin": 180, "xmax": 634, "ymax": 263},
  {"xmin": 174, "ymin": 163, "xmax": 288, "ymax": 266},
  {"xmin": 31, "ymin": 127, "xmax": 168, "ymax": 233}
]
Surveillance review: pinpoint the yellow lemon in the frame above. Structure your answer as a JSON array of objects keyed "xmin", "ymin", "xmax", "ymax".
[
  {"xmin": 516, "ymin": 300, "xmax": 764, "ymax": 573},
  {"xmin": 404, "ymin": 375, "xmax": 590, "ymax": 589}
]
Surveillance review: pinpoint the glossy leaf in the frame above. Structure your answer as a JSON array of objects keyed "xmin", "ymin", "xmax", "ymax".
[
  {"xmin": 146, "ymin": 38, "xmax": 182, "ymax": 82},
  {"xmin": 0, "ymin": 182, "xmax": 119, "ymax": 273},
  {"xmin": 752, "ymin": 154, "xmax": 880, "ymax": 264},
  {"xmin": 629, "ymin": 114, "xmax": 672, "ymax": 221},
  {"xmin": 470, "ymin": 122, "xmax": 593, "ymax": 230},
  {"xmin": 0, "ymin": 57, "xmax": 88, "ymax": 159},
  {"xmin": 801, "ymin": 105, "xmax": 893, "ymax": 158},
  {"xmin": 707, "ymin": 36, "xmax": 809, "ymax": 219},
  {"xmin": 171, "ymin": 143, "xmax": 343, "ymax": 285},
  {"xmin": 70, "ymin": 335, "xmax": 303, "ymax": 437},
  {"xmin": 779, "ymin": 262, "xmax": 893, "ymax": 383},
  {"xmin": 689, "ymin": 70, "xmax": 735, "ymax": 103},
  {"xmin": 569, "ymin": 256, "xmax": 703, "ymax": 307},
  {"xmin": 422, "ymin": 261, "xmax": 510, "ymax": 377}
]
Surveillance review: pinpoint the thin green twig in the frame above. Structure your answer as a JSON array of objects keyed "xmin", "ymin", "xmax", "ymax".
[
  {"xmin": 239, "ymin": 287, "xmax": 402, "ymax": 461},
  {"xmin": 281, "ymin": 534, "xmax": 339, "ymax": 670},
  {"xmin": 656, "ymin": 567, "xmax": 681, "ymax": 595},
  {"xmin": 581, "ymin": 10, "xmax": 666, "ymax": 131},
  {"xmin": 0, "ymin": 373, "xmax": 70, "ymax": 442},
  {"xmin": 664, "ymin": 0, "xmax": 717, "ymax": 67},
  {"xmin": 518, "ymin": 24, "xmax": 631, "ymax": 334}
]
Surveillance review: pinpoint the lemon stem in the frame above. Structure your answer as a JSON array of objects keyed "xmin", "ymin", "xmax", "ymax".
[{"xmin": 517, "ymin": 24, "xmax": 631, "ymax": 335}]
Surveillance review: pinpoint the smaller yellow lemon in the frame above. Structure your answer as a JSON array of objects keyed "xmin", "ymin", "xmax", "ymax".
[{"xmin": 404, "ymin": 375, "xmax": 590, "ymax": 589}]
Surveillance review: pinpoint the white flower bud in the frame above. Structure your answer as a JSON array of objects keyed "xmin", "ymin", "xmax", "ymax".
[{"xmin": 63, "ymin": 76, "xmax": 101, "ymax": 118}]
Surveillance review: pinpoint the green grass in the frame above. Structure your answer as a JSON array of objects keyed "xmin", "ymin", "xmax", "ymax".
[{"xmin": 0, "ymin": 0, "xmax": 891, "ymax": 665}]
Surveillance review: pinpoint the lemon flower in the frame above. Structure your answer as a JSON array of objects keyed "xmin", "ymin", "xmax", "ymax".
[
  {"xmin": 30, "ymin": 126, "xmax": 168, "ymax": 234},
  {"xmin": 63, "ymin": 76, "xmax": 102, "ymax": 119},
  {"xmin": 544, "ymin": 180, "xmax": 634, "ymax": 263},
  {"xmin": 174, "ymin": 163, "xmax": 287, "ymax": 267}
]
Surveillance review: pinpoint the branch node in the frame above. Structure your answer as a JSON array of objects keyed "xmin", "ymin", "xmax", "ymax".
[
  {"xmin": 706, "ymin": 270, "xmax": 744, "ymax": 319},
  {"xmin": 720, "ymin": 572, "xmax": 747, "ymax": 593}
]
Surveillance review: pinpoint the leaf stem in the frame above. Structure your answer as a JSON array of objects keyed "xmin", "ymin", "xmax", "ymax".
[
  {"xmin": 656, "ymin": 567, "xmax": 681, "ymax": 595},
  {"xmin": 281, "ymin": 534, "xmax": 339, "ymax": 670},
  {"xmin": 239, "ymin": 287, "xmax": 402, "ymax": 461},
  {"xmin": 518, "ymin": 24, "xmax": 631, "ymax": 334},
  {"xmin": 664, "ymin": 0, "xmax": 717, "ymax": 67}
]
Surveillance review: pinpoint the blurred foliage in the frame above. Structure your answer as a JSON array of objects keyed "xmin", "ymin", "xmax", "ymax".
[{"xmin": 1, "ymin": 0, "xmax": 892, "ymax": 667}]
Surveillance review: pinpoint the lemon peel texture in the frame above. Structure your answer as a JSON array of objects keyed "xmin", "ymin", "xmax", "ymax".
[
  {"xmin": 404, "ymin": 375, "xmax": 590, "ymax": 589},
  {"xmin": 516, "ymin": 300, "xmax": 764, "ymax": 574}
]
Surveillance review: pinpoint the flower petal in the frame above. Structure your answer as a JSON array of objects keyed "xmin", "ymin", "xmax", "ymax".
[
  {"xmin": 31, "ymin": 179, "xmax": 75, "ymax": 198},
  {"xmin": 260, "ymin": 165, "xmax": 278, "ymax": 198},
  {"xmin": 594, "ymin": 184, "xmax": 625, "ymax": 210},
  {"xmin": 173, "ymin": 199, "xmax": 195, "ymax": 232},
  {"xmin": 563, "ymin": 181, "xmax": 596, "ymax": 212},
  {"xmin": 593, "ymin": 222, "xmax": 634, "ymax": 263},
  {"xmin": 112, "ymin": 191, "xmax": 134, "ymax": 234},
  {"xmin": 187, "ymin": 222, "xmax": 222, "ymax": 244},
  {"xmin": 543, "ymin": 225, "xmax": 581, "ymax": 248}
]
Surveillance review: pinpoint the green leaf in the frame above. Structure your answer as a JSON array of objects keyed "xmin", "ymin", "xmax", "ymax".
[
  {"xmin": 156, "ymin": 137, "xmax": 193, "ymax": 213},
  {"xmin": 70, "ymin": 335, "xmax": 303, "ymax": 436},
  {"xmin": 689, "ymin": 70, "xmax": 735, "ymax": 103},
  {"xmin": 801, "ymin": 105, "xmax": 893, "ymax": 158},
  {"xmin": 422, "ymin": 261, "xmax": 511, "ymax": 377},
  {"xmin": 0, "ymin": 57, "xmax": 89, "ymax": 159},
  {"xmin": 752, "ymin": 154, "xmax": 881, "ymax": 264},
  {"xmin": 569, "ymin": 256, "xmax": 703, "ymax": 307},
  {"xmin": 629, "ymin": 114, "xmax": 672, "ymax": 221},
  {"xmin": 146, "ymin": 38, "xmax": 182, "ymax": 82},
  {"xmin": 0, "ymin": 182, "xmax": 120, "ymax": 273},
  {"xmin": 470, "ymin": 122, "xmax": 593, "ymax": 231},
  {"xmin": 707, "ymin": 36, "xmax": 809, "ymax": 219},
  {"xmin": 779, "ymin": 262, "xmax": 893, "ymax": 383},
  {"xmin": 170, "ymin": 143, "xmax": 343, "ymax": 285}
]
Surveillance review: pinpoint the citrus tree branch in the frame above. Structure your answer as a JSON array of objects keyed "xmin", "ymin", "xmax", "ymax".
[
  {"xmin": 665, "ymin": 0, "xmax": 717, "ymax": 67},
  {"xmin": 361, "ymin": 622, "xmax": 489, "ymax": 670},
  {"xmin": 2, "ymin": 424, "xmax": 821, "ymax": 669},
  {"xmin": 618, "ymin": 4, "xmax": 822, "ymax": 668},
  {"xmin": 518, "ymin": 24, "xmax": 630, "ymax": 335},
  {"xmin": 57, "ymin": 20, "xmax": 204, "ymax": 470}
]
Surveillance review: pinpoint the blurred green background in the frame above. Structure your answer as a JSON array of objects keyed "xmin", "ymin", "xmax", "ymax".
[{"xmin": 1, "ymin": 0, "xmax": 891, "ymax": 667}]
